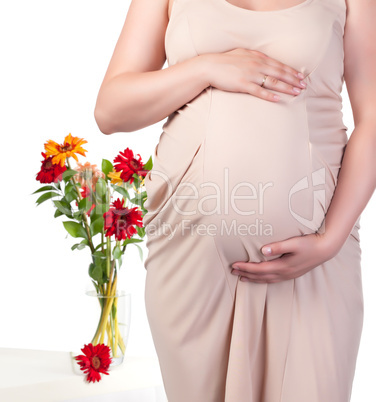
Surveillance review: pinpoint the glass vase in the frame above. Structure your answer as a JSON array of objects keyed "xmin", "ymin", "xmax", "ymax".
[
  {"xmin": 71, "ymin": 252, "xmax": 131, "ymax": 374},
  {"xmin": 86, "ymin": 289, "xmax": 131, "ymax": 366}
]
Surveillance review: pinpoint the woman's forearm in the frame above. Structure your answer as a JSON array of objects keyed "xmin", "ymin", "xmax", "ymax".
[
  {"xmin": 94, "ymin": 55, "xmax": 209, "ymax": 134},
  {"xmin": 321, "ymin": 122, "xmax": 376, "ymax": 253}
]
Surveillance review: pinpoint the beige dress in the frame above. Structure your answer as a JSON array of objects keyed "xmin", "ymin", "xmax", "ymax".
[{"xmin": 143, "ymin": 0, "xmax": 364, "ymax": 400}]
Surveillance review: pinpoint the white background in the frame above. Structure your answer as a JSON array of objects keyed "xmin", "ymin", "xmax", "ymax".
[{"xmin": 1, "ymin": 1, "xmax": 375, "ymax": 400}]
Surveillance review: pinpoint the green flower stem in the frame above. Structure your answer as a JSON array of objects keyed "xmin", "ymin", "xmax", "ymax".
[
  {"xmin": 105, "ymin": 186, "xmax": 112, "ymax": 287},
  {"xmin": 106, "ymin": 319, "xmax": 113, "ymax": 355},
  {"xmin": 114, "ymin": 296, "xmax": 119, "ymax": 356},
  {"xmin": 90, "ymin": 292, "xmax": 106, "ymax": 344},
  {"xmin": 91, "ymin": 271, "xmax": 119, "ymax": 347},
  {"xmin": 93, "ymin": 306, "xmax": 125, "ymax": 356},
  {"xmin": 118, "ymin": 334, "xmax": 126, "ymax": 355},
  {"xmin": 106, "ymin": 259, "xmax": 116, "ymax": 297},
  {"xmin": 99, "ymin": 275, "xmax": 118, "ymax": 344},
  {"xmin": 110, "ymin": 268, "xmax": 117, "ymax": 296},
  {"xmin": 106, "ymin": 236, "xmax": 111, "ymax": 288},
  {"xmin": 109, "ymin": 312, "xmax": 115, "ymax": 356},
  {"xmin": 92, "ymin": 297, "xmax": 125, "ymax": 358},
  {"xmin": 91, "ymin": 286, "xmax": 113, "ymax": 345},
  {"xmin": 66, "ymin": 158, "xmax": 95, "ymax": 254}
]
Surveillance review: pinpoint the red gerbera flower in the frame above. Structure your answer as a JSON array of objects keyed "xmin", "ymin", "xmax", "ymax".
[
  {"xmin": 80, "ymin": 184, "xmax": 92, "ymax": 199},
  {"xmin": 74, "ymin": 343, "xmax": 112, "ymax": 383},
  {"xmin": 113, "ymin": 148, "xmax": 148, "ymax": 184},
  {"xmin": 36, "ymin": 152, "xmax": 67, "ymax": 183},
  {"xmin": 103, "ymin": 198, "xmax": 143, "ymax": 241}
]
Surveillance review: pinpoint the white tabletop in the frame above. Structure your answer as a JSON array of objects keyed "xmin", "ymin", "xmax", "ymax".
[{"xmin": 0, "ymin": 348, "xmax": 168, "ymax": 402}]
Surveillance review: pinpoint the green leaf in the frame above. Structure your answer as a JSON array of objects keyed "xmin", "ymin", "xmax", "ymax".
[
  {"xmin": 63, "ymin": 221, "xmax": 88, "ymax": 240},
  {"xmin": 78, "ymin": 197, "xmax": 93, "ymax": 213},
  {"xmin": 89, "ymin": 251, "xmax": 109, "ymax": 285},
  {"xmin": 71, "ymin": 239, "xmax": 89, "ymax": 251},
  {"xmin": 136, "ymin": 225, "xmax": 145, "ymax": 238},
  {"xmin": 35, "ymin": 191, "xmax": 60, "ymax": 205},
  {"xmin": 54, "ymin": 208, "xmax": 64, "ymax": 218},
  {"xmin": 53, "ymin": 200, "xmax": 72, "ymax": 216},
  {"xmin": 133, "ymin": 243, "xmax": 143, "ymax": 261},
  {"xmin": 113, "ymin": 186, "xmax": 130, "ymax": 201},
  {"xmin": 73, "ymin": 211, "xmax": 83, "ymax": 221},
  {"xmin": 94, "ymin": 242, "xmax": 106, "ymax": 252},
  {"xmin": 90, "ymin": 217, "xmax": 104, "ymax": 237},
  {"xmin": 130, "ymin": 195, "xmax": 143, "ymax": 206},
  {"xmin": 64, "ymin": 182, "xmax": 76, "ymax": 196},
  {"xmin": 113, "ymin": 244, "xmax": 122, "ymax": 259},
  {"xmin": 78, "ymin": 239, "xmax": 89, "ymax": 250},
  {"xmin": 91, "ymin": 204, "xmax": 109, "ymax": 222},
  {"xmin": 62, "ymin": 168, "xmax": 78, "ymax": 182},
  {"xmin": 102, "ymin": 159, "xmax": 113, "ymax": 176},
  {"xmin": 122, "ymin": 238, "xmax": 143, "ymax": 246},
  {"xmin": 89, "ymin": 262, "xmax": 105, "ymax": 285},
  {"xmin": 65, "ymin": 188, "xmax": 78, "ymax": 203},
  {"xmin": 92, "ymin": 250, "xmax": 107, "ymax": 258},
  {"xmin": 132, "ymin": 174, "xmax": 141, "ymax": 187},
  {"xmin": 143, "ymin": 156, "xmax": 153, "ymax": 171},
  {"xmin": 32, "ymin": 185, "xmax": 56, "ymax": 195}
]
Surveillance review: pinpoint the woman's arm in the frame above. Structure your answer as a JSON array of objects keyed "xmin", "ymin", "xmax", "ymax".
[
  {"xmin": 322, "ymin": 0, "xmax": 376, "ymax": 252},
  {"xmin": 94, "ymin": 0, "xmax": 209, "ymax": 134},
  {"xmin": 94, "ymin": 0, "xmax": 308, "ymax": 134},
  {"xmin": 230, "ymin": 0, "xmax": 376, "ymax": 283}
]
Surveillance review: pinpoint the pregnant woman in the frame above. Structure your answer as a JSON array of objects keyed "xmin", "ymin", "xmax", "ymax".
[{"xmin": 94, "ymin": 0, "xmax": 376, "ymax": 400}]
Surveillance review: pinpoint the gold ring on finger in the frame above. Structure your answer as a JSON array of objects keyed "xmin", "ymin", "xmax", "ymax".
[{"xmin": 260, "ymin": 74, "xmax": 268, "ymax": 88}]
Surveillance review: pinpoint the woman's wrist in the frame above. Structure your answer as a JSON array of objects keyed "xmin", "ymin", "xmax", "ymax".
[
  {"xmin": 316, "ymin": 220, "xmax": 349, "ymax": 259},
  {"xmin": 192, "ymin": 54, "xmax": 213, "ymax": 88}
]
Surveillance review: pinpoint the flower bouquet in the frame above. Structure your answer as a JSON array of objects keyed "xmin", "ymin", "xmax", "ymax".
[{"xmin": 32, "ymin": 132, "xmax": 152, "ymax": 382}]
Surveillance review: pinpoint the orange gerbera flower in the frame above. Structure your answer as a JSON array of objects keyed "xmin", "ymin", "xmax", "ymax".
[
  {"xmin": 44, "ymin": 132, "xmax": 88, "ymax": 167},
  {"xmin": 73, "ymin": 161, "xmax": 105, "ymax": 188}
]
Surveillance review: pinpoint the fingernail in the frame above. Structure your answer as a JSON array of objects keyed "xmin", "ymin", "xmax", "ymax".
[
  {"xmin": 232, "ymin": 265, "xmax": 239, "ymax": 269},
  {"xmin": 297, "ymin": 72, "xmax": 305, "ymax": 79},
  {"xmin": 262, "ymin": 247, "xmax": 272, "ymax": 255}
]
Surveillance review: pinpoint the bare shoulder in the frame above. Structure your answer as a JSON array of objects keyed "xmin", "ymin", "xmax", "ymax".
[
  {"xmin": 99, "ymin": 0, "xmax": 171, "ymax": 87},
  {"xmin": 344, "ymin": 0, "xmax": 375, "ymax": 22}
]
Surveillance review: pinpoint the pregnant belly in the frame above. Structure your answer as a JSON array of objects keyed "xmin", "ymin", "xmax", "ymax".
[
  {"xmin": 176, "ymin": 89, "xmax": 332, "ymax": 262},
  {"xmin": 144, "ymin": 88, "xmax": 339, "ymax": 263}
]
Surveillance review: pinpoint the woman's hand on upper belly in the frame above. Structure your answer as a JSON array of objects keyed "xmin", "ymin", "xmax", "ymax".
[
  {"xmin": 230, "ymin": 232, "xmax": 339, "ymax": 284},
  {"xmin": 199, "ymin": 48, "xmax": 307, "ymax": 103}
]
